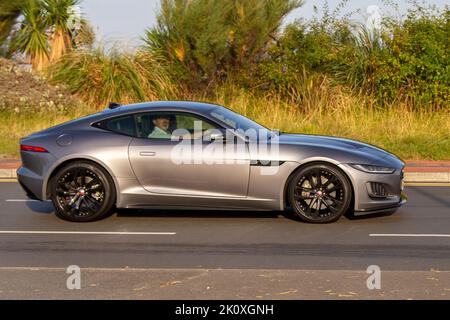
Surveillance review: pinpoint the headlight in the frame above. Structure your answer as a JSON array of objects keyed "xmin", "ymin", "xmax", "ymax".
[{"xmin": 350, "ymin": 164, "xmax": 396, "ymax": 174}]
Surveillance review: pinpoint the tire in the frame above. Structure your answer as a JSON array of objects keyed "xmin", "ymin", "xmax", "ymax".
[
  {"xmin": 50, "ymin": 161, "xmax": 116, "ymax": 222},
  {"xmin": 287, "ymin": 163, "xmax": 352, "ymax": 223}
]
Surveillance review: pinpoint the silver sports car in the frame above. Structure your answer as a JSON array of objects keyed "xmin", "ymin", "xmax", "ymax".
[{"xmin": 17, "ymin": 101, "xmax": 406, "ymax": 223}]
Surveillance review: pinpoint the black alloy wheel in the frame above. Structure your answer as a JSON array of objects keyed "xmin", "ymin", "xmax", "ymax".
[
  {"xmin": 51, "ymin": 161, "xmax": 116, "ymax": 222},
  {"xmin": 288, "ymin": 163, "xmax": 352, "ymax": 223}
]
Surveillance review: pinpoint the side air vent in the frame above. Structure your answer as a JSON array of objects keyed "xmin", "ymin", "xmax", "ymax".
[{"xmin": 368, "ymin": 182, "xmax": 389, "ymax": 198}]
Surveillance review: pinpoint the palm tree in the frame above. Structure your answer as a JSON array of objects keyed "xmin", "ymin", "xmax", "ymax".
[
  {"xmin": 43, "ymin": 0, "xmax": 81, "ymax": 62},
  {"xmin": 9, "ymin": 0, "xmax": 82, "ymax": 69},
  {"xmin": 12, "ymin": 0, "xmax": 50, "ymax": 70},
  {"xmin": 0, "ymin": 0, "xmax": 29, "ymax": 54}
]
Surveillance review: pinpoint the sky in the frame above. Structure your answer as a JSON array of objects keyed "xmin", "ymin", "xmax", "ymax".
[{"xmin": 80, "ymin": 0, "xmax": 448, "ymax": 48}]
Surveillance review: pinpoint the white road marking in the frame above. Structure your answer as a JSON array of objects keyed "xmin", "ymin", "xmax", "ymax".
[
  {"xmin": 5, "ymin": 199, "xmax": 42, "ymax": 202},
  {"xmin": 370, "ymin": 233, "xmax": 450, "ymax": 238},
  {"xmin": 0, "ymin": 231, "xmax": 176, "ymax": 235}
]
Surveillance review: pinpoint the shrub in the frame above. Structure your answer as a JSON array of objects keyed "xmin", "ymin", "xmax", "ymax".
[
  {"xmin": 143, "ymin": 0, "xmax": 303, "ymax": 90},
  {"xmin": 374, "ymin": 6, "xmax": 449, "ymax": 109},
  {"xmin": 47, "ymin": 47, "xmax": 179, "ymax": 107},
  {"xmin": 257, "ymin": 2, "xmax": 449, "ymax": 110}
]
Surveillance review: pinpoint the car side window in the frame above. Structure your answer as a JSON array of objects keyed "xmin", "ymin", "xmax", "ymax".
[
  {"xmin": 135, "ymin": 112, "xmax": 219, "ymax": 140},
  {"xmin": 95, "ymin": 115, "xmax": 136, "ymax": 137}
]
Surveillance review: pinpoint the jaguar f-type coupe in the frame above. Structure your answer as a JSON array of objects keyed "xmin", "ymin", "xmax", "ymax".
[{"xmin": 17, "ymin": 101, "xmax": 406, "ymax": 223}]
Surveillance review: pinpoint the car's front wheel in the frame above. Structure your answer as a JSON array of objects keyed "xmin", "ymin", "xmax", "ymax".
[
  {"xmin": 288, "ymin": 163, "xmax": 352, "ymax": 223},
  {"xmin": 50, "ymin": 161, "xmax": 116, "ymax": 222}
]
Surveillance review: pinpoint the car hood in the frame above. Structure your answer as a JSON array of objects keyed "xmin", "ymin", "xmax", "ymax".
[{"xmin": 277, "ymin": 133, "xmax": 402, "ymax": 165}]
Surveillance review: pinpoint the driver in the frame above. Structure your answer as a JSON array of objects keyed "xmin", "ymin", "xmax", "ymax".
[{"xmin": 148, "ymin": 115, "xmax": 172, "ymax": 139}]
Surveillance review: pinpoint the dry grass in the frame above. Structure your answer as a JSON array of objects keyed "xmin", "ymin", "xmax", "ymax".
[
  {"xmin": 203, "ymin": 87, "xmax": 450, "ymax": 160},
  {"xmin": 0, "ymin": 108, "xmax": 95, "ymax": 157},
  {"xmin": 1, "ymin": 89, "xmax": 448, "ymax": 160},
  {"xmin": 46, "ymin": 48, "xmax": 180, "ymax": 107}
]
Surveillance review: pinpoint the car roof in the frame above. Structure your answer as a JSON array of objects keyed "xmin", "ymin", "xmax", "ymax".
[
  {"xmin": 109, "ymin": 101, "xmax": 220, "ymax": 115},
  {"xmin": 31, "ymin": 101, "xmax": 225, "ymax": 135}
]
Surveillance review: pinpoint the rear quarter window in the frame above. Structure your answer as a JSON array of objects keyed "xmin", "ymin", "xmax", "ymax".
[{"xmin": 94, "ymin": 115, "xmax": 137, "ymax": 137}]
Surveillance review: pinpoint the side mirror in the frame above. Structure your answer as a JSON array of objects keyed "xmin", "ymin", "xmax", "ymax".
[
  {"xmin": 209, "ymin": 132, "xmax": 225, "ymax": 141},
  {"xmin": 204, "ymin": 129, "xmax": 226, "ymax": 143}
]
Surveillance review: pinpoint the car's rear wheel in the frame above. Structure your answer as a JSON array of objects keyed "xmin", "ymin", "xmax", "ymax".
[
  {"xmin": 288, "ymin": 163, "xmax": 352, "ymax": 223},
  {"xmin": 50, "ymin": 161, "xmax": 116, "ymax": 222}
]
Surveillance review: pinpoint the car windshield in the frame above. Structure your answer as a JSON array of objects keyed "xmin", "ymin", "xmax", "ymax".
[{"xmin": 210, "ymin": 107, "xmax": 269, "ymax": 133}]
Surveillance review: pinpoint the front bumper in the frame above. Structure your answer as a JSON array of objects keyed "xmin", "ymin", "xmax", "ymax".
[
  {"xmin": 354, "ymin": 193, "xmax": 407, "ymax": 216},
  {"xmin": 339, "ymin": 163, "xmax": 407, "ymax": 215}
]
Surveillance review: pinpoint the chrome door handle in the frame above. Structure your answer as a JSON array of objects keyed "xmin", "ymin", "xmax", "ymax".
[{"xmin": 139, "ymin": 151, "xmax": 156, "ymax": 157}]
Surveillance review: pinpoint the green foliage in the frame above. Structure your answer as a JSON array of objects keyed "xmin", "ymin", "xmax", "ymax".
[
  {"xmin": 4, "ymin": 0, "xmax": 84, "ymax": 69},
  {"xmin": 43, "ymin": 0, "xmax": 80, "ymax": 34},
  {"xmin": 374, "ymin": 7, "xmax": 450, "ymax": 108},
  {"xmin": 11, "ymin": 0, "xmax": 50, "ymax": 69},
  {"xmin": 257, "ymin": 1, "xmax": 354, "ymax": 91},
  {"xmin": 0, "ymin": 0, "xmax": 29, "ymax": 54},
  {"xmin": 3, "ymin": 0, "xmax": 446, "ymax": 113},
  {"xmin": 143, "ymin": 0, "xmax": 303, "ymax": 89},
  {"xmin": 257, "ymin": 17, "xmax": 383, "ymax": 94},
  {"xmin": 258, "ymin": 21, "xmax": 343, "ymax": 91},
  {"xmin": 46, "ymin": 47, "xmax": 179, "ymax": 107},
  {"xmin": 2, "ymin": 1, "xmax": 449, "ymax": 159},
  {"xmin": 257, "ymin": 2, "xmax": 449, "ymax": 110}
]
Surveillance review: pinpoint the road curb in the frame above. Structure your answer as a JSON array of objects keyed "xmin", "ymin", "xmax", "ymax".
[
  {"xmin": 0, "ymin": 168, "xmax": 449, "ymax": 183},
  {"xmin": 404, "ymin": 172, "xmax": 450, "ymax": 183},
  {"xmin": 0, "ymin": 169, "xmax": 16, "ymax": 179}
]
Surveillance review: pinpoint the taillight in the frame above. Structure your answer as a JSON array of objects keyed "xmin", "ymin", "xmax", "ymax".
[{"xmin": 20, "ymin": 145, "xmax": 49, "ymax": 153}]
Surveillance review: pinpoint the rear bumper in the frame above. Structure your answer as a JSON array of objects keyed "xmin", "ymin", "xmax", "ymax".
[
  {"xmin": 17, "ymin": 166, "xmax": 46, "ymax": 201},
  {"xmin": 16, "ymin": 149, "xmax": 57, "ymax": 201},
  {"xmin": 17, "ymin": 175, "xmax": 40, "ymax": 200}
]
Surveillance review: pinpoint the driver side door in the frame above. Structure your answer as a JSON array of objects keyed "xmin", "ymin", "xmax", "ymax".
[{"xmin": 128, "ymin": 111, "xmax": 250, "ymax": 198}]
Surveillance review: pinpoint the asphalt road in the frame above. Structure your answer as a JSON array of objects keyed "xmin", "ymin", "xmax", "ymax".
[{"xmin": 0, "ymin": 183, "xmax": 449, "ymax": 299}]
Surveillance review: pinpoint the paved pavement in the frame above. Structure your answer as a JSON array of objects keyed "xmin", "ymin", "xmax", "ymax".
[
  {"xmin": 1, "ymin": 268, "xmax": 448, "ymax": 299},
  {"xmin": 0, "ymin": 182, "xmax": 449, "ymax": 299}
]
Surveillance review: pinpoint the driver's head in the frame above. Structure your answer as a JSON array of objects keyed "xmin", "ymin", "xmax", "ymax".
[{"xmin": 152, "ymin": 115, "xmax": 170, "ymax": 131}]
